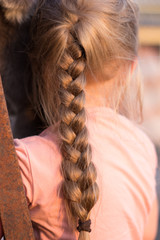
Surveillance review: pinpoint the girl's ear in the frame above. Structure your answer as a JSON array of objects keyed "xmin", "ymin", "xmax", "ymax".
[
  {"xmin": 0, "ymin": 0, "xmax": 39, "ymax": 24},
  {"xmin": 131, "ymin": 58, "xmax": 138, "ymax": 75}
]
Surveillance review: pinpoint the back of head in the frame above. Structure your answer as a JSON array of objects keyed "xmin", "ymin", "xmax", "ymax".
[{"xmin": 30, "ymin": 0, "xmax": 139, "ymax": 239}]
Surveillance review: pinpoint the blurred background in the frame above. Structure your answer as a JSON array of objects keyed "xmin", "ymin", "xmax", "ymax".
[{"xmin": 138, "ymin": 1, "xmax": 160, "ymax": 239}]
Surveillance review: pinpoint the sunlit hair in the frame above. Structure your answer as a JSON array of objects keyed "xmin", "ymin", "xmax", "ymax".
[{"xmin": 29, "ymin": 0, "xmax": 139, "ymax": 239}]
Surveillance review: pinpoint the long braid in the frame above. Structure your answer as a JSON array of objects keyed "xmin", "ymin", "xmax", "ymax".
[{"xmin": 58, "ymin": 24, "xmax": 99, "ymax": 239}]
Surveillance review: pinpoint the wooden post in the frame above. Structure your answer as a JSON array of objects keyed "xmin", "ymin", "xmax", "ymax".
[{"xmin": 0, "ymin": 76, "xmax": 35, "ymax": 240}]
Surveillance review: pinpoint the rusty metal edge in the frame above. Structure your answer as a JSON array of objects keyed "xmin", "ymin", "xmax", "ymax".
[{"xmin": 0, "ymin": 76, "xmax": 35, "ymax": 240}]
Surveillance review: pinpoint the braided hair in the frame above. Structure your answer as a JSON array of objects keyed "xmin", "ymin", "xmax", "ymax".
[
  {"xmin": 58, "ymin": 20, "xmax": 99, "ymax": 240},
  {"xmin": 30, "ymin": 0, "xmax": 139, "ymax": 239}
]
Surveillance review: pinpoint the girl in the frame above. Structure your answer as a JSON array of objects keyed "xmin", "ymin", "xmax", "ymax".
[{"xmin": 3, "ymin": 0, "xmax": 159, "ymax": 239}]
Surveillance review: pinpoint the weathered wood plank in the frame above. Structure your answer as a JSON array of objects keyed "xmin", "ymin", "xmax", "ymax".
[{"xmin": 0, "ymin": 76, "xmax": 35, "ymax": 240}]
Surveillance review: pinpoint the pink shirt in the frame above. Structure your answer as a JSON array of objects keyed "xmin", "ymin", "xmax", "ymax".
[{"xmin": 14, "ymin": 107, "xmax": 157, "ymax": 240}]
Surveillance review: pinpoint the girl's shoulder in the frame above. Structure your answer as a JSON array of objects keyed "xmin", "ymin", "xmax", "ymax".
[
  {"xmin": 14, "ymin": 126, "xmax": 62, "ymax": 206},
  {"xmin": 87, "ymin": 107, "xmax": 157, "ymax": 169}
]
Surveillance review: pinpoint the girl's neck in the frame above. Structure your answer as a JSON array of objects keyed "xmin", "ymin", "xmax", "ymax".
[{"xmin": 85, "ymin": 79, "xmax": 114, "ymax": 108}]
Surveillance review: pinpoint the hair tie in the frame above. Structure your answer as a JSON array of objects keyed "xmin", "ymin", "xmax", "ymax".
[{"xmin": 77, "ymin": 219, "xmax": 91, "ymax": 233}]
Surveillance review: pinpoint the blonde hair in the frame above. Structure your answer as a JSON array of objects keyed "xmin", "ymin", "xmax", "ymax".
[{"xmin": 30, "ymin": 0, "xmax": 139, "ymax": 239}]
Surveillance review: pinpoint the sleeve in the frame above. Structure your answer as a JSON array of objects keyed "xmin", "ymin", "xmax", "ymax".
[
  {"xmin": 143, "ymin": 135, "xmax": 158, "ymax": 205},
  {"xmin": 14, "ymin": 139, "xmax": 33, "ymax": 205},
  {"xmin": 145, "ymin": 138, "xmax": 158, "ymax": 213}
]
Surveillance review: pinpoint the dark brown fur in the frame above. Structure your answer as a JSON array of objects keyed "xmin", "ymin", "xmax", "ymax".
[
  {"xmin": 0, "ymin": 0, "xmax": 45, "ymax": 138},
  {"xmin": 0, "ymin": 0, "xmax": 37, "ymax": 23}
]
